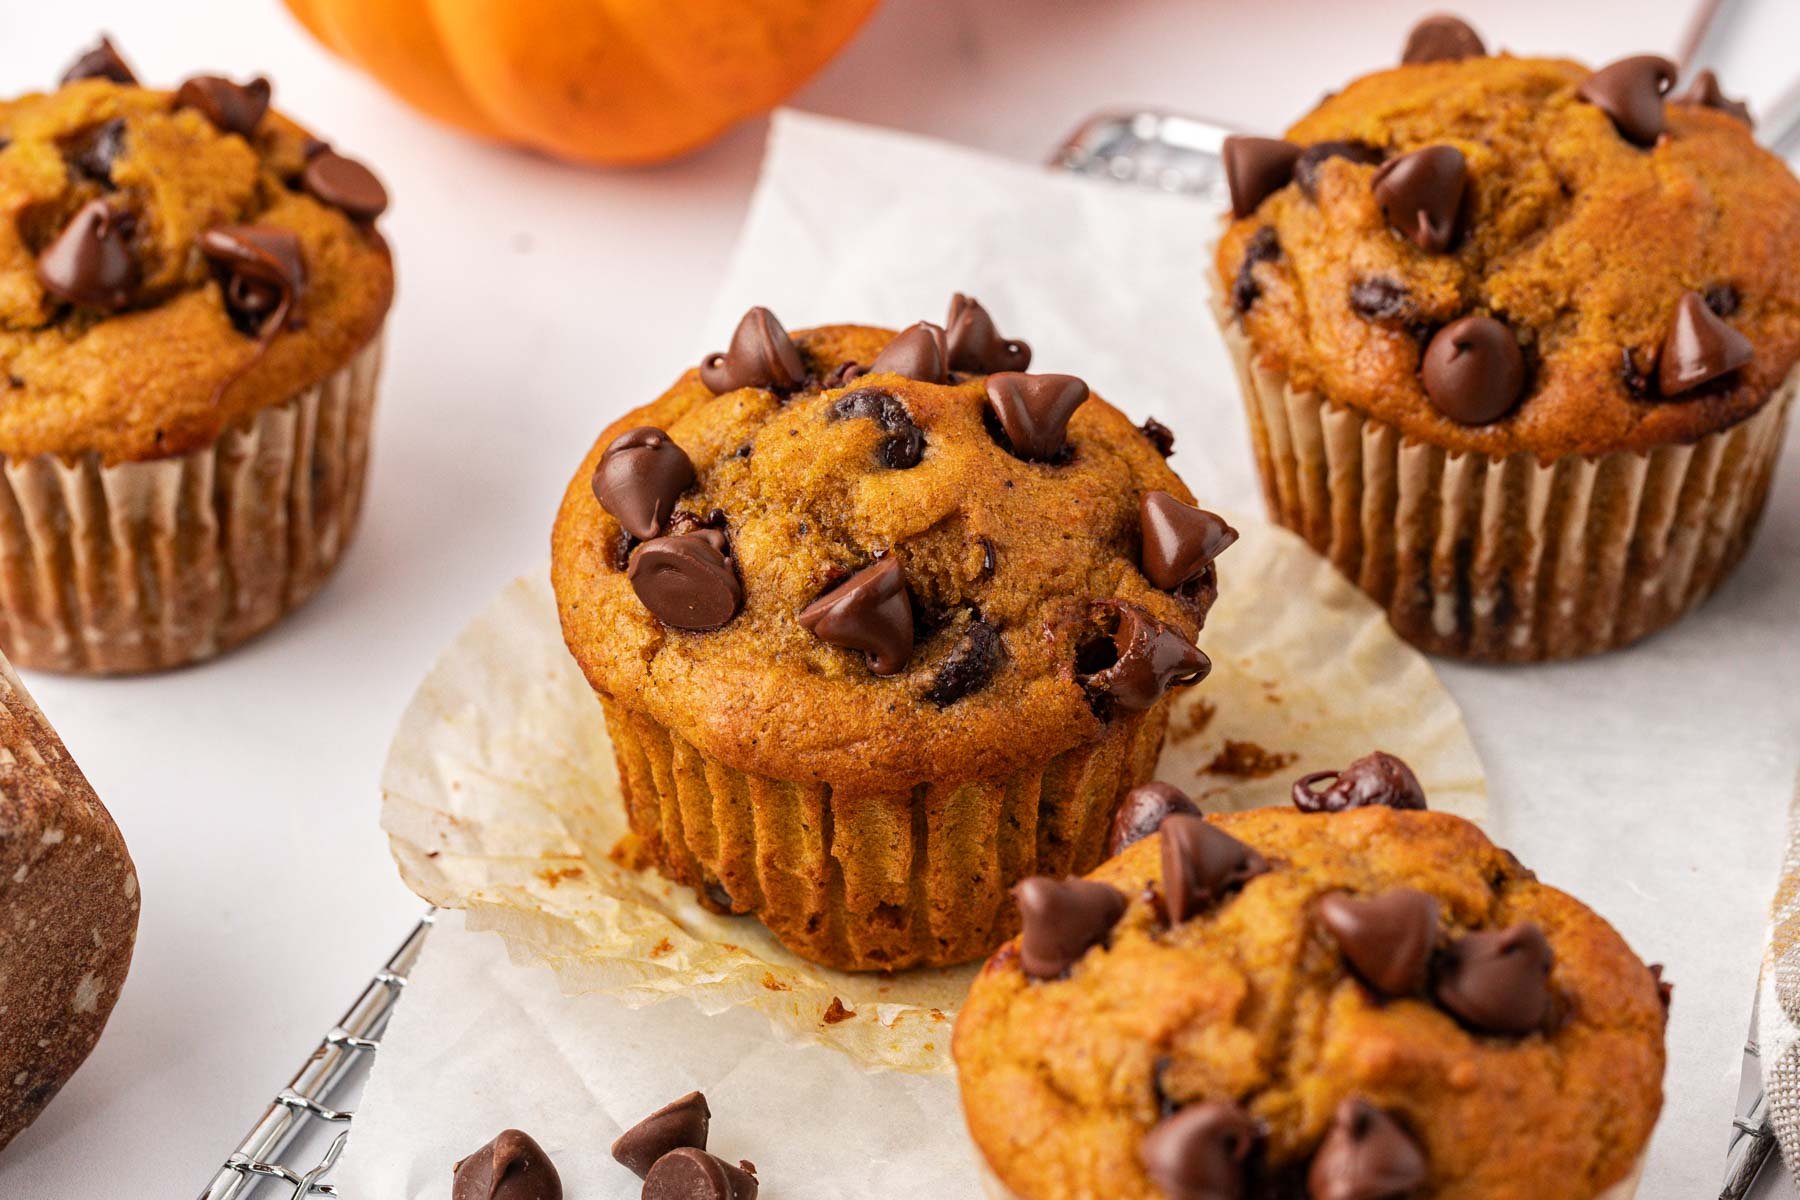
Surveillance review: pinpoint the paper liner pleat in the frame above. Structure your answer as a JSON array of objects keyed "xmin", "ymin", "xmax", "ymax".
[
  {"xmin": 599, "ymin": 697, "xmax": 1170, "ymax": 973},
  {"xmin": 1219, "ymin": 307, "xmax": 1793, "ymax": 661},
  {"xmin": 0, "ymin": 336, "xmax": 383, "ymax": 674}
]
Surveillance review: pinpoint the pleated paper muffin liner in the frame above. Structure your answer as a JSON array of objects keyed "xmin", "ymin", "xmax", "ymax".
[
  {"xmin": 1215, "ymin": 300, "xmax": 1794, "ymax": 661},
  {"xmin": 0, "ymin": 335, "xmax": 384, "ymax": 674},
  {"xmin": 598, "ymin": 695, "xmax": 1169, "ymax": 974}
]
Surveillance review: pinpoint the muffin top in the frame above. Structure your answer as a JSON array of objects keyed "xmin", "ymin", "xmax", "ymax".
[
  {"xmin": 552, "ymin": 300, "xmax": 1231, "ymax": 792},
  {"xmin": 0, "ymin": 40, "xmax": 393, "ymax": 464},
  {"xmin": 953, "ymin": 762, "xmax": 1667, "ymax": 1200},
  {"xmin": 1215, "ymin": 21, "xmax": 1800, "ymax": 459}
]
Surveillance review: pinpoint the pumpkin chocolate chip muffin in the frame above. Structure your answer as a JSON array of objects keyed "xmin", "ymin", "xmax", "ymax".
[
  {"xmin": 552, "ymin": 298, "xmax": 1233, "ymax": 971},
  {"xmin": 0, "ymin": 38, "xmax": 393, "ymax": 672},
  {"xmin": 954, "ymin": 755, "xmax": 1667, "ymax": 1199},
  {"xmin": 1213, "ymin": 14, "xmax": 1798, "ymax": 661}
]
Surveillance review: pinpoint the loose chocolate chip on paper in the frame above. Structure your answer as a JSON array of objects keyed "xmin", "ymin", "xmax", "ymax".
[
  {"xmin": 452, "ymin": 1129, "xmax": 563, "ymax": 1200},
  {"xmin": 1013, "ymin": 876, "xmax": 1128, "ymax": 979},
  {"xmin": 1160, "ymin": 813, "xmax": 1268, "ymax": 924},
  {"xmin": 1658, "ymin": 290, "xmax": 1752, "ymax": 396},
  {"xmin": 1318, "ymin": 889, "xmax": 1440, "ymax": 997},
  {"xmin": 61, "ymin": 36, "xmax": 137, "ymax": 86},
  {"xmin": 867, "ymin": 321, "xmax": 950, "ymax": 384},
  {"xmin": 302, "ymin": 149, "xmax": 389, "ymax": 220},
  {"xmin": 1079, "ymin": 604, "xmax": 1209, "ymax": 714},
  {"xmin": 199, "ymin": 224, "xmax": 306, "ymax": 336},
  {"xmin": 700, "ymin": 306, "xmax": 808, "ymax": 395},
  {"xmin": 798, "ymin": 557, "xmax": 915, "ymax": 676},
  {"xmin": 1230, "ymin": 225, "xmax": 1281, "ymax": 314},
  {"xmin": 1139, "ymin": 1101, "xmax": 1258, "ymax": 1200},
  {"xmin": 1140, "ymin": 491, "xmax": 1237, "ymax": 592},
  {"xmin": 985, "ymin": 372, "xmax": 1089, "ymax": 462},
  {"xmin": 1107, "ymin": 780, "xmax": 1200, "ymax": 857},
  {"xmin": 923, "ymin": 618, "xmax": 1004, "ymax": 707},
  {"xmin": 642, "ymin": 1147, "xmax": 758, "ymax": 1200},
  {"xmin": 1295, "ymin": 139, "xmax": 1385, "ymax": 201},
  {"xmin": 1578, "ymin": 55, "xmax": 1677, "ymax": 148},
  {"xmin": 612, "ymin": 1092, "xmax": 711, "ymax": 1178},
  {"xmin": 1223, "ymin": 135, "xmax": 1302, "ymax": 218},
  {"xmin": 36, "ymin": 198, "xmax": 139, "ymax": 310},
  {"xmin": 945, "ymin": 293, "xmax": 1031, "ymax": 373},
  {"xmin": 628, "ymin": 529, "xmax": 743, "ymax": 631},
  {"xmin": 1372, "ymin": 145, "xmax": 1467, "ymax": 253},
  {"xmin": 1434, "ymin": 923, "xmax": 1554, "ymax": 1035},
  {"xmin": 1400, "ymin": 14, "xmax": 1486, "ymax": 64},
  {"xmin": 1421, "ymin": 315, "xmax": 1525, "ymax": 424},
  {"xmin": 175, "ymin": 75, "xmax": 273, "ymax": 139},
  {"xmin": 1292, "ymin": 751, "xmax": 1427, "ymax": 813},
  {"xmin": 592, "ymin": 427, "xmax": 695, "ymax": 541},
  {"xmin": 1308, "ymin": 1099, "xmax": 1429, "ymax": 1200},
  {"xmin": 1674, "ymin": 68, "xmax": 1752, "ymax": 126}
]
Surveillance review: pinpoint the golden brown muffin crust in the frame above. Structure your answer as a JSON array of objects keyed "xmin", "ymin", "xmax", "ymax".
[
  {"xmin": 552, "ymin": 324, "xmax": 1210, "ymax": 793},
  {"xmin": 953, "ymin": 806, "xmax": 1666, "ymax": 1199},
  {"xmin": 0, "ymin": 78, "xmax": 393, "ymax": 464},
  {"xmin": 1215, "ymin": 54, "xmax": 1800, "ymax": 459}
]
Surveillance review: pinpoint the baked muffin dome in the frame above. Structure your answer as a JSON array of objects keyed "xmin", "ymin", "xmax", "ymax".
[
  {"xmin": 1215, "ymin": 52, "xmax": 1800, "ymax": 459},
  {"xmin": 953, "ymin": 770, "xmax": 1667, "ymax": 1198}
]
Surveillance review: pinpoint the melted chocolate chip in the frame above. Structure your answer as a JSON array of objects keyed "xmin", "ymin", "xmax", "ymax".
[
  {"xmin": 701, "ymin": 307, "xmax": 807, "ymax": 395},
  {"xmin": 1675, "ymin": 68, "xmax": 1752, "ymax": 126},
  {"xmin": 1620, "ymin": 346, "xmax": 1654, "ymax": 397},
  {"xmin": 1318, "ymin": 889, "xmax": 1440, "ymax": 997},
  {"xmin": 798, "ymin": 557, "xmax": 915, "ymax": 676},
  {"xmin": 1078, "ymin": 603, "xmax": 1209, "ymax": 714},
  {"xmin": 1372, "ymin": 145, "xmax": 1467, "ymax": 253},
  {"xmin": 1658, "ymin": 290, "xmax": 1752, "ymax": 396},
  {"xmin": 1140, "ymin": 417, "xmax": 1176, "ymax": 457},
  {"xmin": 198, "ymin": 225, "xmax": 306, "ymax": 336},
  {"xmin": 175, "ymin": 75, "xmax": 272, "ymax": 139},
  {"xmin": 1107, "ymin": 781, "xmax": 1201, "ymax": 857},
  {"xmin": 1291, "ymin": 751, "xmax": 1427, "ymax": 813},
  {"xmin": 1231, "ymin": 225, "xmax": 1281, "ymax": 314},
  {"xmin": 1400, "ymin": 14, "xmax": 1486, "ymax": 64},
  {"xmin": 1140, "ymin": 491, "xmax": 1237, "ymax": 591},
  {"xmin": 1295, "ymin": 140, "xmax": 1384, "ymax": 201},
  {"xmin": 592, "ymin": 427, "xmax": 695, "ymax": 541},
  {"xmin": 1578, "ymin": 55, "xmax": 1677, "ymax": 148},
  {"xmin": 642, "ymin": 1148, "xmax": 758, "ymax": 1200},
  {"xmin": 1013, "ymin": 876, "xmax": 1127, "ymax": 979},
  {"xmin": 1348, "ymin": 277, "xmax": 1412, "ymax": 324},
  {"xmin": 1160, "ymin": 813, "xmax": 1268, "ymax": 924},
  {"xmin": 830, "ymin": 387, "xmax": 924, "ymax": 468},
  {"xmin": 1649, "ymin": 963, "xmax": 1674, "ymax": 1010},
  {"xmin": 1704, "ymin": 283, "xmax": 1741, "ymax": 318},
  {"xmin": 1308, "ymin": 1099, "xmax": 1428, "ymax": 1200},
  {"xmin": 924, "ymin": 618, "xmax": 1004, "ymax": 706},
  {"xmin": 1421, "ymin": 315, "xmax": 1525, "ymax": 424},
  {"xmin": 1433, "ymin": 923, "xmax": 1554, "ymax": 1035},
  {"xmin": 1223, "ymin": 136, "xmax": 1301, "ymax": 218},
  {"xmin": 612, "ymin": 1092, "xmax": 711, "ymax": 1178},
  {"xmin": 61, "ymin": 36, "xmax": 137, "ymax": 86},
  {"xmin": 867, "ymin": 321, "xmax": 950, "ymax": 384},
  {"xmin": 36, "ymin": 198, "xmax": 137, "ymax": 309},
  {"xmin": 452, "ymin": 1129, "xmax": 563, "ymax": 1200},
  {"xmin": 628, "ymin": 529, "xmax": 743, "ymax": 631},
  {"xmin": 984, "ymin": 372, "xmax": 1089, "ymax": 462},
  {"xmin": 945, "ymin": 293, "xmax": 1031, "ymax": 373},
  {"xmin": 1139, "ymin": 1102, "xmax": 1258, "ymax": 1200},
  {"xmin": 65, "ymin": 118, "xmax": 126, "ymax": 186},
  {"xmin": 302, "ymin": 149, "xmax": 389, "ymax": 220}
]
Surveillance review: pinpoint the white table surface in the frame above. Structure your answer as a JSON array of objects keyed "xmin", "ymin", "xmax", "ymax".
[{"xmin": 1, "ymin": 0, "xmax": 1794, "ymax": 1195}]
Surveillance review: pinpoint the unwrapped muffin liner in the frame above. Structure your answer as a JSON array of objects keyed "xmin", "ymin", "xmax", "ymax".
[
  {"xmin": 1215, "ymin": 297, "xmax": 1794, "ymax": 661},
  {"xmin": 381, "ymin": 518, "xmax": 1485, "ymax": 1074},
  {"xmin": 0, "ymin": 335, "xmax": 385, "ymax": 673}
]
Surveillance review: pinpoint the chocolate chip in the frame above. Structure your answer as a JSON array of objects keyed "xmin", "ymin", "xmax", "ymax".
[
  {"xmin": 924, "ymin": 618, "xmax": 1004, "ymax": 706},
  {"xmin": 1620, "ymin": 346, "xmax": 1653, "ymax": 397},
  {"xmin": 984, "ymin": 372, "xmax": 1089, "ymax": 462},
  {"xmin": 36, "ymin": 198, "xmax": 138, "ymax": 310},
  {"xmin": 1078, "ymin": 603, "xmax": 1209, "ymax": 714},
  {"xmin": 1291, "ymin": 751, "xmax": 1427, "ymax": 813},
  {"xmin": 1400, "ymin": 14, "xmax": 1485, "ymax": 64},
  {"xmin": 1578, "ymin": 55, "xmax": 1677, "ymax": 148},
  {"xmin": 1107, "ymin": 781, "xmax": 1201, "ymax": 857},
  {"xmin": 1318, "ymin": 889, "xmax": 1440, "ymax": 997},
  {"xmin": 1140, "ymin": 417, "xmax": 1176, "ymax": 457},
  {"xmin": 823, "ymin": 360, "xmax": 864, "ymax": 389},
  {"xmin": 1307, "ymin": 1099, "xmax": 1428, "ymax": 1200},
  {"xmin": 1372, "ymin": 145, "xmax": 1467, "ymax": 253},
  {"xmin": 452, "ymin": 1129, "xmax": 563, "ymax": 1200},
  {"xmin": 798, "ymin": 557, "xmax": 914, "ymax": 675},
  {"xmin": 1703, "ymin": 283, "xmax": 1741, "ymax": 318},
  {"xmin": 175, "ymin": 75, "xmax": 273, "ymax": 140},
  {"xmin": 199, "ymin": 224, "xmax": 306, "ymax": 336},
  {"xmin": 701, "ymin": 307, "xmax": 807, "ymax": 395},
  {"xmin": 867, "ymin": 321, "xmax": 950, "ymax": 384},
  {"xmin": 1348, "ymin": 277, "xmax": 1412, "ymax": 324},
  {"xmin": 1013, "ymin": 876, "xmax": 1127, "ymax": 979},
  {"xmin": 1658, "ymin": 290, "xmax": 1752, "ymax": 396},
  {"xmin": 1223, "ymin": 136, "xmax": 1301, "ymax": 218},
  {"xmin": 642, "ymin": 1147, "xmax": 758, "ymax": 1200},
  {"xmin": 1139, "ymin": 1101, "xmax": 1258, "ymax": 1200},
  {"xmin": 1433, "ymin": 923, "xmax": 1553, "ymax": 1035},
  {"xmin": 1140, "ymin": 491, "xmax": 1237, "ymax": 592},
  {"xmin": 302, "ymin": 149, "xmax": 389, "ymax": 220},
  {"xmin": 1230, "ymin": 225, "xmax": 1281, "ymax": 314},
  {"xmin": 1421, "ymin": 315, "xmax": 1524, "ymax": 423},
  {"xmin": 945, "ymin": 293, "xmax": 1030, "ymax": 373},
  {"xmin": 1649, "ymin": 963, "xmax": 1674, "ymax": 1010},
  {"xmin": 65, "ymin": 118, "xmax": 126, "ymax": 186},
  {"xmin": 830, "ymin": 387, "xmax": 924, "ymax": 468},
  {"xmin": 61, "ymin": 36, "xmax": 136, "ymax": 86},
  {"xmin": 612, "ymin": 1092, "xmax": 711, "ymax": 1178},
  {"xmin": 592, "ymin": 427, "xmax": 696, "ymax": 541},
  {"xmin": 978, "ymin": 539, "xmax": 997, "ymax": 577},
  {"xmin": 1160, "ymin": 814, "xmax": 1268, "ymax": 924},
  {"xmin": 1675, "ymin": 68, "xmax": 1752, "ymax": 126},
  {"xmin": 1295, "ymin": 140, "xmax": 1384, "ymax": 201},
  {"xmin": 628, "ymin": 529, "xmax": 743, "ymax": 631}
]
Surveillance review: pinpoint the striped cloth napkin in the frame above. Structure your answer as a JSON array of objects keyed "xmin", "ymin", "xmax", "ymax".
[{"xmin": 1757, "ymin": 769, "xmax": 1800, "ymax": 1194}]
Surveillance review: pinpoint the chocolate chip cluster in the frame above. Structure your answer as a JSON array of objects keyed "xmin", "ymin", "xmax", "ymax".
[
  {"xmin": 590, "ymin": 297, "xmax": 1234, "ymax": 717},
  {"xmin": 1223, "ymin": 14, "xmax": 1758, "ymax": 426}
]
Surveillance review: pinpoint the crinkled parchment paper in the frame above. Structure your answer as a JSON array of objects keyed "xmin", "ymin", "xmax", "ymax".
[{"xmin": 382, "ymin": 512, "xmax": 1483, "ymax": 1075}]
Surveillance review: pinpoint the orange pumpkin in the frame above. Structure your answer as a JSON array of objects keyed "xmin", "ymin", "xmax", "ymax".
[{"xmin": 283, "ymin": 0, "xmax": 881, "ymax": 165}]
